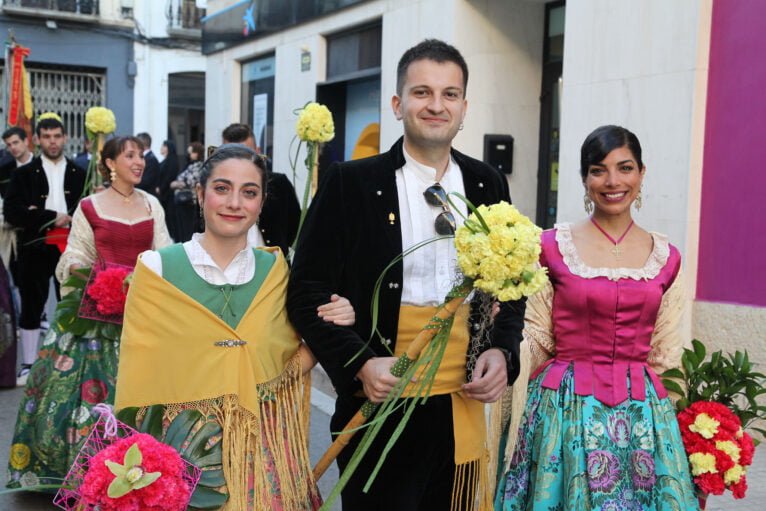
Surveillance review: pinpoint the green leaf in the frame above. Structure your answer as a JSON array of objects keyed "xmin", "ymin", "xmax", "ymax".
[
  {"xmin": 139, "ymin": 405, "xmax": 165, "ymax": 439},
  {"xmin": 165, "ymin": 409, "xmax": 203, "ymax": 451},
  {"xmin": 185, "ymin": 422, "xmax": 222, "ymax": 460},
  {"xmin": 661, "ymin": 379, "xmax": 685, "ymax": 397},
  {"xmin": 107, "ymin": 476, "xmax": 132, "ymax": 498},
  {"xmin": 132, "ymin": 471, "xmax": 161, "ymax": 490},
  {"xmin": 188, "ymin": 486, "xmax": 229, "ymax": 510},
  {"xmin": 197, "ymin": 468, "xmax": 226, "ymax": 487},
  {"xmin": 661, "ymin": 368, "xmax": 685, "ymax": 380},
  {"xmin": 692, "ymin": 339, "xmax": 706, "ymax": 361},
  {"xmin": 115, "ymin": 407, "xmax": 140, "ymax": 429},
  {"xmin": 105, "ymin": 459, "xmax": 126, "ymax": 477},
  {"xmin": 124, "ymin": 443, "xmax": 142, "ymax": 467}
]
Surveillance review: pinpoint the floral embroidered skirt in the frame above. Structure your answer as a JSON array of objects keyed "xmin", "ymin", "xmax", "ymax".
[
  {"xmin": 494, "ymin": 365, "xmax": 700, "ymax": 511},
  {"xmin": 6, "ymin": 328, "xmax": 119, "ymax": 489}
]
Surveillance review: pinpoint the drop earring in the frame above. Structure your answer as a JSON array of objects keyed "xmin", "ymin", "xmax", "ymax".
[
  {"xmin": 109, "ymin": 167, "xmax": 116, "ymax": 182},
  {"xmin": 634, "ymin": 187, "xmax": 643, "ymax": 211},
  {"xmin": 583, "ymin": 191, "xmax": 594, "ymax": 215}
]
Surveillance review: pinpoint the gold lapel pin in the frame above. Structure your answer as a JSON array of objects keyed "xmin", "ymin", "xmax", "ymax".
[{"xmin": 388, "ymin": 213, "xmax": 395, "ymax": 225}]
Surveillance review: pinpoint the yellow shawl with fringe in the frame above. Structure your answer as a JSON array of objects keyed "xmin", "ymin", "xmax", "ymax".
[{"xmin": 115, "ymin": 249, "xmax": 318, "ymax": 510}]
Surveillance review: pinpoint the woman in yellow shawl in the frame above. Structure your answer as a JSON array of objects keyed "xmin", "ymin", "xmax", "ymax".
[{"xmin": 115, "ymin": 144, "xmax": 353, "ymax": 510}]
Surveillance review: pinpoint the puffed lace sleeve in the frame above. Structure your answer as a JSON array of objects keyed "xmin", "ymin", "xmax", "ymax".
[
  {"xmin": 55, "ymin": 203, "xmax": 96, "ymax": 283},
  {"xmin": 144, "ymin": 192, "xmax": 173, "ymax": 249},
  {"xmin": 524, "ymin": 275, "xmax": 555, "ymax": 374},
  {"xmin": 647, "ymin": 268, "xmax": 686, "ymax": 374}
]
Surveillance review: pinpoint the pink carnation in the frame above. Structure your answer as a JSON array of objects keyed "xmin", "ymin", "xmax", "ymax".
[
  {"xmin": 80, "ymin": 433, "xmax": 191, "ymax": 510},
  {"xmin": 86, "ymin": 267, "xmax": 131, "ymax": 316}
]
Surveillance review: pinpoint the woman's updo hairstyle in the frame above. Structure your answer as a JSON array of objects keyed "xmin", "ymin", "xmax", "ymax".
[
  {"xmin": 198, "ymin": 143, "xmax": 268, "ymax": 196},
  {"xmin": 98, "ymin": 135, "xmax": 144, "ymax": 182},
  {"xmin": 580, "ymin": 125, "xmax": 643, "ymax": 179}
]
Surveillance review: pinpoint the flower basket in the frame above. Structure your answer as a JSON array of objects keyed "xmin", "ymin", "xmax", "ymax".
[
  {"xmin": 53, "ymin": 411, "xmax": 200, "ymax": 511},
  {"xmin": 78, "ymin": 260, "xmax": 133, "ymax": 325}
]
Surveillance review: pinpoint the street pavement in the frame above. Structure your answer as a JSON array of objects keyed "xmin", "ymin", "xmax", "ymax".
[{"xmin": 1, "ymin": 374, "xmax": 763, "ymax": 510}]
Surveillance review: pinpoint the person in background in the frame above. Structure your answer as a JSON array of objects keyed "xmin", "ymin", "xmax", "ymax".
[
  {"xmin": 170, "ymin": 141, "xmax": 204, "ymax": 242},
  {"xmin": 73, "ymin": 138, "xmax": 93, "ymax": 173},
  {"xmin": 494, "ymin": 125, "xmax": 698, "ymax": 510},
  {"xmin": 115, "ymin": 144, "xmax": 354, "ymax": 509},
  {"xmin": 222, "ymin": 123, "xmax": 300, "ymax": 256},
  {"xmin": 0, "ymin": 127, "xmax": 34, "ymax": 197},
  {"xmin": 6, "ymin": 135, "xmax": 172, "ymax": 489},
  {"xmin": 136, "ymin": 132, "xmax": 161, "ymax": 197},
  {"xmin": 158, "ymin": 139, "xmax": 180, "ymax": 240},
  {"xmin": 3, "ymin": 117, "xmax": 85, "ymax": 386}
]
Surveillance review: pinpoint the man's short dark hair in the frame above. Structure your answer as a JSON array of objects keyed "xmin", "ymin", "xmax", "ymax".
[
  {"xmin": 35, "ymin": 117, "xmax": 65, "ymax": 136},
  {"xmin": 136, "ymin": 132, "xmax": 152, "ymax": 148},
  {"xmin": 2, "ymin": 126, "xmax": 27, "ymax": 141},
  {"xmin": 396, "ymin": 39, "xmax": 469, "ymax": 97},
  {"xmin": 222, "ymin": 123, "xmax": 254, "ymax": 144}
]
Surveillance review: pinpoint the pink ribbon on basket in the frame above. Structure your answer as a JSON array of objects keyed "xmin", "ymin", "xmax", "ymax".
[{"xmin": 92, "ymin": 403, "xmax": 117, "ymax": 437}]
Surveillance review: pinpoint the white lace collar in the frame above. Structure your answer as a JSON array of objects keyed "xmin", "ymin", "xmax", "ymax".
[{"xmin": 554, "ymin": 222, "xmax": 670, "ymax": 281}]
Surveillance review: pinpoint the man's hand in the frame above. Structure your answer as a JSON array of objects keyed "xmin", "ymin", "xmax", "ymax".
[
  {"xmin": 54, "ymin": 213, "xmax": 72, "ymax": 227},
  {"xmin": 462, "ymin": 348, "xmax": 507, "ymax": 403},
  {"xmin": 356, "ymin": 357, "xmax": 400, "ymax": 403}
]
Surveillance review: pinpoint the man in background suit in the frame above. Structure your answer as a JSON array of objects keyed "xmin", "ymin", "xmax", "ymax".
[
  {"xmin": 4, "ymin": 117, "xmax": 85, "ymax": 384},
  {"xmin": 136, "ymin": 132, "xmax": 160, "ymax": 197}
]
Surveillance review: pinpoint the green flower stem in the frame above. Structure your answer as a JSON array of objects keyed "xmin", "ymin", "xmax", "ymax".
[
  {"xmin": 313, "ymin": 280, "xmax": 472, "ymax": 488},
  {"xmin": 291, "ymin": 141, "xmax": 317, "ymax": 254}
]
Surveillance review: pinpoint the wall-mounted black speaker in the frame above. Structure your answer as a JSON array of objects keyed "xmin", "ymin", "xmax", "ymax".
[{"xmin": 484, "ymin": 134, "xmax": 514, "ymax": 174}]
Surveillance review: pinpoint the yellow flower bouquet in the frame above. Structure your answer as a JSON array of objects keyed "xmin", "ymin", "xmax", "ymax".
[
  {"xmin": 84, "ymin": 106, "xmax": 117, "ymax": 190},
  {"xmin": 317, "ymin": 196, "xmax": 547, "ymax": 507},
  {"xmin": 290, "ymin": 102, "xmax": 335, "ymax": 255}
]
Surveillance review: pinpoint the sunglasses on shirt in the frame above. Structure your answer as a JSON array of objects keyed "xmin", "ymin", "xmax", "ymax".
[{"xmin": 423, "ymin": 183, "xmax": 456, "ymax": 235}]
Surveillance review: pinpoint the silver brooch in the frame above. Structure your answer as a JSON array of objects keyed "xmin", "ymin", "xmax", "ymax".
[{"xmin": 214, "ymin": 339, "xmax": 247, "ymax": 347}]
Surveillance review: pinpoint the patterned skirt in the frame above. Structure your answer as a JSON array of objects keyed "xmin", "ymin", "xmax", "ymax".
[
  {"xmin": 494, "ymin": 365, "xmax": 699, "ymax": 511},
  {"xmin": 6, "ymin": 328, "xmax": 119, "ymax": 489}
]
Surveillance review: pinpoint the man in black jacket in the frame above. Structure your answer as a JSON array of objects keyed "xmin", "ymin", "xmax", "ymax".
[
  {"xmin": 287, "ymin": 39, "xmax": 525, "ymax": 509},
  {"xmin": 135, "ymin": 132, "xmax": 160, "ymax": 197},
  {"xmin": 221, "ymin": 123, "xmax": 300, "ymax": 256},
  {"xmin": 4, "ymin": 117, "xmax": 85, "ymax": 383}
]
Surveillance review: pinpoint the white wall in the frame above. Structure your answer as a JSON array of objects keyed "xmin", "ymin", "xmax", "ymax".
[
  {"xmin": 557, "ymin": 0, "xmax": 704, "ymax": 258},
  {"xmin": 453, "ymin": 0, "xmax": 544, "ymax": 219},
  {"xmin": 131, "ymin": 2, "xmax": 207, "ymax": 154},
  {"xmin": 203, "ymin": 0, "xmax": 544, "ymax": 208}
]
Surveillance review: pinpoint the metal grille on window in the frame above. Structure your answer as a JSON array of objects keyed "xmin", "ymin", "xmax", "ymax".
[{"xmin": 29, "ymin": 67, "xmax": 106, "ymax": 157}]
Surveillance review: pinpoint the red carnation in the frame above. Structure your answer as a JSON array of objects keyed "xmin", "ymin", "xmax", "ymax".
[
  {"xmin": 86, "ymin": 267, "xmax": 131, "ymax": 316},
  {"xmin": 80, "ymin": 433, "xmax": 191, "ymax": 510}
]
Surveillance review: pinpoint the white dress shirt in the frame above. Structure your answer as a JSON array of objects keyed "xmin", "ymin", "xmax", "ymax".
[
  {"xmin": 141, "ymin": 232, "xmax": 256, "ymax": 285},
  {"xmin": 41, "ymin": 155, "xmax": 68, "ymax": 214},
  {"xmin": 395, "ymin": 147, "xmax": 466, "ymax": 307}
]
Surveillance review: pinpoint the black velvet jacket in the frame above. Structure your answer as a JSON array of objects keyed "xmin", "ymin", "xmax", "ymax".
[
  {"xmin": 3, "ymin": 156, "xmax": 85, "ymax": 249},
  {"xmin": 287, "ymin": 138, "xmax": 525, "ymax": 397},
  {"xmin": 257, "ymin": 172, "xmax": 300, "ymax": 257}
]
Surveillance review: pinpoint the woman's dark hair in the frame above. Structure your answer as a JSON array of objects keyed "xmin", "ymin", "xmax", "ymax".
[
  {"xmin": 98, "ymin": 135, "xmax": 144, "ymax": 182},
  {"xmin": 580, "ymin": 125, "xmax": 644, "ymax": 179},
  {"xmin": 160, "ymin": 139, "xmax": 180, "ymax": 177},
  {"xmin": 188, "ymin": 141, "xmax": 205, "ymax": 161},
  {"xmin": 198, "ymin": 143, "xmax": 268, "ymax": 197}
]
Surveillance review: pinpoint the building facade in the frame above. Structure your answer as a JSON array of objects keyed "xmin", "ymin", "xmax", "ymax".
[
  {"xmin": 0, "ymin": 0, "xmax": 206, "ymax": 160},
  {"xmin": 206, "ymin": 0, "xmax": 766, "ymax": 365}
]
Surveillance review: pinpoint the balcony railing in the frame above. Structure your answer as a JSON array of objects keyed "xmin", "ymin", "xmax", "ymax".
[
  {"xmin": 2, "ymin": 0, "xmax": 99, "ymax": 16},
  {"xmin": 167, "ymin": 0, "xmax": 205, "ymax": 30}
]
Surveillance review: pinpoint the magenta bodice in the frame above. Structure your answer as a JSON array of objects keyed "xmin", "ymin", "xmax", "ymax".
[
  {"xmin": 533, "ymin": 228, "xmax": 681, "ymax": 407},
  {"xmin": 80, "ymin": 198, "xmax": 155, "ymax": 267}
]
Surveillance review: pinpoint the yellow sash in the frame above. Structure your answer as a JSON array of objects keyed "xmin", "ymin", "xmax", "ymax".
[
  {"xmin": 397, "ymin": 305, "xmax": 491, "ymax": 511},
  {"xmin": 115, "ymin": 248, "xmax": 300, "ymax": 413},
  {"xmin": 115, "ymin": 249, "xmax": 318, "ymax": 510}
]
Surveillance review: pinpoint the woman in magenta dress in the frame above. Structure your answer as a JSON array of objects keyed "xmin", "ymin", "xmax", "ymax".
[
  {"xmin": 6, "ymin": 136, "xmax": 172, "ymax": 489},
  {"xmin": 494, "ymin": 125, "xmax": 698, "ymax": 510}
]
